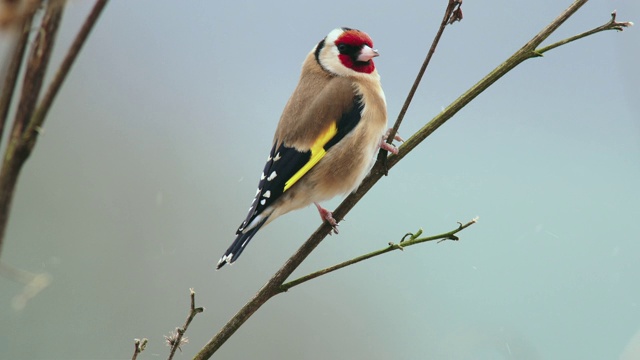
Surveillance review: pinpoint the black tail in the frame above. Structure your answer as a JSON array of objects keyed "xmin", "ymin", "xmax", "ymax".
[{"xmin": 216, "ymin": 217, "xmax": 268, "ymax": 270}]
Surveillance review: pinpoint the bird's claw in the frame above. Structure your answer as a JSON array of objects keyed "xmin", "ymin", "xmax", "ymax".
[
  {"xmin": 380, "ymin": 128, "xmax": 403, "ymax": 155},
  {"xmin": 384, "ymin": 128, "xmax": 405, "ymax": 143},
  {"xmin": 379, "ymin": 140, "xmax": 399, "ymax": 155},
  {"xmin": 315, "ymin": 202, "xmax": 339, "ymax": 234}
]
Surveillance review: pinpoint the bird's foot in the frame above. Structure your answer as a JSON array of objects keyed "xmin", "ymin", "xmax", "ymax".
[
  {"xmin": 380, "ymin": 128, "xmax": 404, "ymax": 155},
  {"xmin": 379, "ymin": 140, "xmax": 399, "ymax": 155},
  {"xmin": 384, "ymin": 128, "xmax": 405, "ymax": 143},
  {"xmin": 314, "ymin": 202, "xmax": 339, "ymax": 234}
]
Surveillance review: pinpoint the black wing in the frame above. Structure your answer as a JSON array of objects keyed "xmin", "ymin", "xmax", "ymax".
[{"xmin": 236, "ymin": 94, "xmax": 364, "ymax": 234}]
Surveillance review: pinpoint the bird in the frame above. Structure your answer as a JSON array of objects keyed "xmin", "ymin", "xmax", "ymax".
[{"xmin": 217, "ymin": 27, "xmax": 399, "ymax": 269}]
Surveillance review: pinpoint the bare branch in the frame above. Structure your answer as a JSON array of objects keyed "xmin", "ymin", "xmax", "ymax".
[
  {"xmin": 384, "ymin": 0, "xmax": 463, "ymax": 149},
  {"xmin": 0, "ymin": 0, "xmax": 108, "ymax": 259},
  {"xmin": 536, "ymin": 10, "xmax": 634, "ymax": 55},
  {"xmin": 131, "ymin": 338, "xmax": 148, "ymax": 360},
  {"xmin": 10, "ymin": 1, "xmax": 64, "ymax": 141},
  {"xmin": 0, "ymin": 0, "xmax": 64, "ymax": 260},
  {"xmin": 24, "ymin": 0, "xmax": 110, "ymax": 152},
  {"xmin": 166, "ymin": 288, "xmax": 204, "ymax": 360}
]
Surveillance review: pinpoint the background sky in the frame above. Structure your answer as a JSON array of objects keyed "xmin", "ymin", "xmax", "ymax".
[{"xmin": 1, "ymin": 0, "xmax": 639, "ymax": 359}]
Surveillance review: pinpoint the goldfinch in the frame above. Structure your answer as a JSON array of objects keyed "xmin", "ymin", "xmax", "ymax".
[{"xmin": 217, "ymin": 27, "xmax": 395, "ymax": 269}]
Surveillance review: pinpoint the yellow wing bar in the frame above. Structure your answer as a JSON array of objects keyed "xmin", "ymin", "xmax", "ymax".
[{"xmin": 284, "ymin": 122, "xmax": 338, "ymax": 191}]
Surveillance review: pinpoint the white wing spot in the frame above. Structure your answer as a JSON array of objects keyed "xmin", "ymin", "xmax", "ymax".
[
  {"xmin": 256, "ymin": 188, "xmax": 261, "ymax": 196},
  {"xmin": 260, "ymin": 172, "xmax": 266, "ymax": 180},
  {"xmin": 274, "ymin": 152, "xmax": 282, "ymax": 161},
  {"xmin": 260, "ymin": 199, "xmax": 266, "ymax": 206},
  {"xmin": 263, "ymin": 190, "xmax": 271, "ymax": 198},
  {"xmin": 267, "ymin": 171, "xmax": 277, "ymax": 181}
]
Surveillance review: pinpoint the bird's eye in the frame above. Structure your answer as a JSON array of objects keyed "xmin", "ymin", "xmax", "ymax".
[{"xmin": 337, "ymin": 44, "xmax": 348, "ymax": 53}]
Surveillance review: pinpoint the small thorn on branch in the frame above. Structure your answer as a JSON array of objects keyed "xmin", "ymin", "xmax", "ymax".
[
  {"xmin": 400, "ymin": 228, "xmax": 423, "ymax": 243},
  {"xmin": 388, "ymin": 242, "xmax": 404, "ymax": 251}
]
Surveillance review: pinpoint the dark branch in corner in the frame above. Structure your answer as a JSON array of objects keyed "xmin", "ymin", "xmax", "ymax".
[
  {"xmin": 24, "ymin": 0, "xmax": 109, "ymax": 151},
  {"xmin": 0, "ymin": 0, "xmax": 109, "ymax": 259},
  {"xmin": 0, "ymin": 17, "xmax": 33, "ymax": 140},
  {"xmin": 0, "ymin": 0, "xmax": 64, "ymax": 263}
]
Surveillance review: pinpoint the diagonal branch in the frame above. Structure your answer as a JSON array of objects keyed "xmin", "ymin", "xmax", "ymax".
[
  {"xmin": 24, "ymin": 0, "xmax": 109, "ymax": 152},
  {"xmin": 0, "ymin": 0, "xmax": 109, "ymax": 259},
  {"xmin": 10, "ymin": 1, "xmax": 64, "ymax": 141},
  {"xmin": 384, "ymin": 0, "xmax": 462, "ymax": 147},
  {"xmin": 0, "ymin": 17, "xmax": 34, "ymax": 141},
  {"xmin": 0, "ymin": 0, "xmax": 64, "ymax": 260}
]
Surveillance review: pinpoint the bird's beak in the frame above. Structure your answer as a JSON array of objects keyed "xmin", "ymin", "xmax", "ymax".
[{"xmin": 357, "ymin": 45, "xmax": 379, "ymax": 62}]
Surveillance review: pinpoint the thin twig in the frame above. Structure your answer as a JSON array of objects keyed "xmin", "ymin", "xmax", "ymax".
[
  {"xmin": 280, "ymin": 218, "xmax": 478, "ymax": 291},
  {"xmin": 0, "ymin": 0, "xmax": 109, "ymax": 260},
  {"xmin": 131, "ymin": 338, "xmax": 147, "ymax": 360},
  {"xmin": 536, "ymin": 10, "xmax": 633, "ymax": 54},
  {"xmin": 24, "ymin": 0, "xmax": 110, "ymax": 151},
  {"xmin": 385, "ymin": 0, "xmax": 463, "ymax": 148},
  {"xmin": 166, "ymin": 288, "xmax": 204, "ymax": 360}
]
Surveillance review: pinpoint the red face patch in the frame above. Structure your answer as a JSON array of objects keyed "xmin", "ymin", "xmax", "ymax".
[
  {"xmin": 337, "ymin": 29, "xmax": 374, "ymax": 48},
  {"xmin": 335, "ymin": 29, "xmax": 376, "ymax": 74}
]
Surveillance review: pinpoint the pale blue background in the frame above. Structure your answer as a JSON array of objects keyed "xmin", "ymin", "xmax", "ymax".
[{"xmin": 1, "ymin": 0, "xmax": 639, "ymax": 359}]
